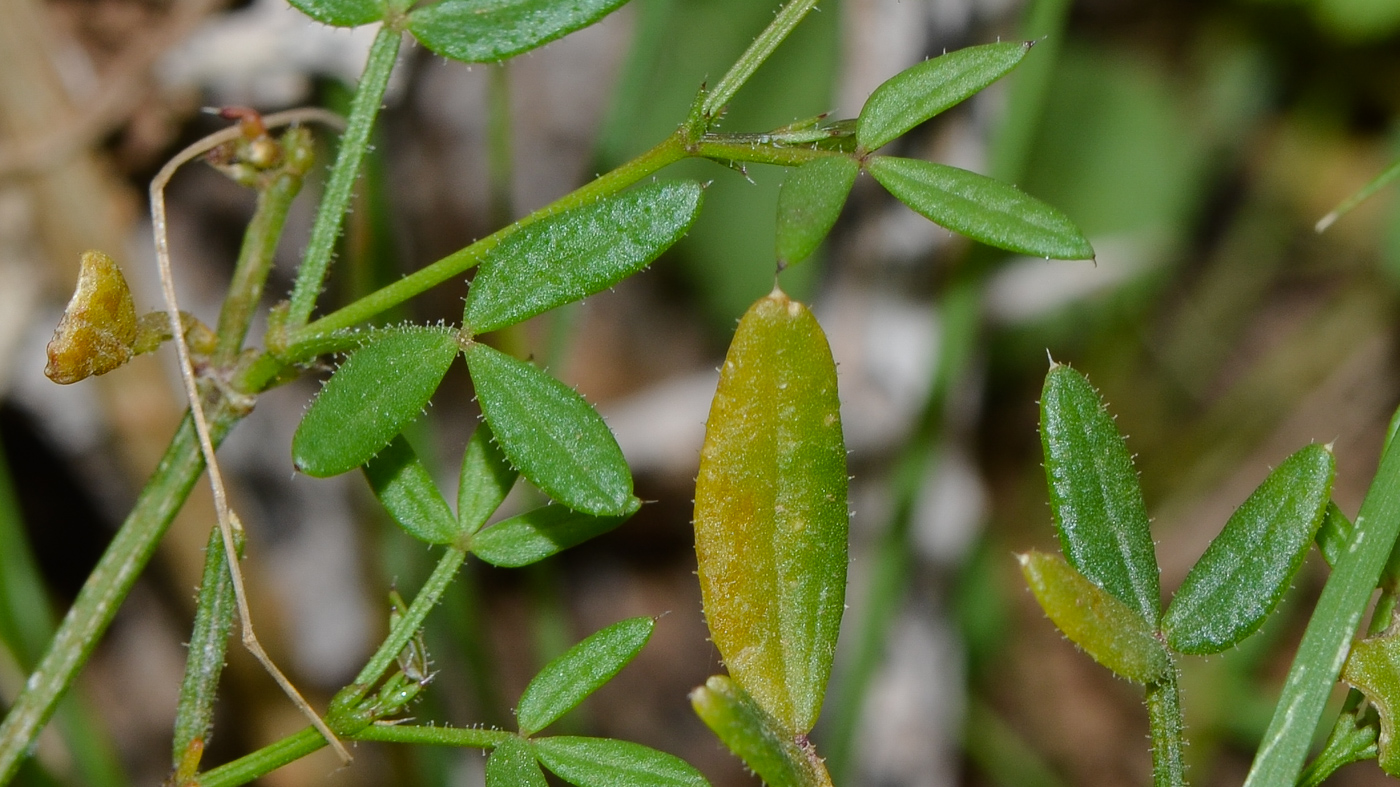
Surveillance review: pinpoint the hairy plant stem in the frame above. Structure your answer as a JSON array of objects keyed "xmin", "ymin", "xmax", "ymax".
[
  {"xmin": 212, "ymin": 168, "xmax": 305, "ymax": 365},
  {"xmin": 194, "ymin": 548, "xmax": 471, "ymax": 787},
  {"xmin": 285, "ymin": 24, "xmax": 401, "ymax": 330},
  {"xmin": 170, "ymin": 525, "xmax": 244, "ymax": 782},
  {"xmin": 702, "ymin": 0, "xmax": 820, "ymax": 118},
  {"xmin": 1147, "ymin": 668, "xmax": 1187, "ymax": 787},
  {"xmin": 0, "ymin": 409, "xmax": 238, "ymax": 785}
]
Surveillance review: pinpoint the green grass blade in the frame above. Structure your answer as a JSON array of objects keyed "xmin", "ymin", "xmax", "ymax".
[{"xmin": 1243, "ymin": 427, "xmax": 1400, "ymax": 786}]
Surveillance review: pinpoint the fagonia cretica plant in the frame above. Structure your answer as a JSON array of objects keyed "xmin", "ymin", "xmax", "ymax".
[{"xmin": 0, "ymin": 0, "xmax": 1099, "ymax": 784}]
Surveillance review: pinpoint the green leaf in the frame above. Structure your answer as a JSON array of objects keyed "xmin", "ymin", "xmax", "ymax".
[
  {"xmin": 469, "ymin": 505, "xmax": 633, "ymax": 568},
  {"xmin": 464, "ymin": 342, "xmax": 636, "ymax": 516},
  {"xmin": 867, "ymin": 156, "xmax": 1094, "ymax": 260},
  {"xmin": 363, "ymin": 435, "xmax": 462, "ymax": 545},
  {"xmin": 515, "ymin": 617, "xmax": 654, "ymax": 736},
  {"xmin": 463, "ymin": 181, "xmax": 704, "ymax": 334},
  {"xmin": 1039, "ymin": 364, "xmax": 1160, "ymax": 624},
  {"xmin": 293, "ymin": 326, "xmax": 458, "ymax": 478},
  {"xmin": 533, "ymin": 737, "xmax": 709, "ymax": 787},
  {"xmin": 857, "ymin": 41, "xmax": 1031, "ymax": 152},
  {"xmin": 408, "ymin": 0, "xmax": 632, "ymax": 64},
  {"xmin": 458, "ymin": 421, "xmax": 518, "ymax": 536},
  {"xmin": 1163, "ymin": 444, "xmax": 1335, "ymax": 655},
  {"xmin": 1344, "ymin": 633, "xmax": 1400, "ymax": 775},
  {"xmin": 285, "ymin": 0, "xmax": 384, "ymax": 26},
  {"xmin": 486, "ymin": 736, "xmax": 548, "ymax": 787},
  {"xmin": 1316, "ymin": 502, "xmax": 1355, "ymax": 568},
  {"xmin": 774, "ymin": 157, "xmax": 858, "ymax": 268},
  {"xmin": 689, "ymin": 676, "xmax": 808, "ymax": 787},
  {"xmin": 693, "ymin": 288, "xmax": 848, "ymax": 735},
  {"xmin": 1019, "ymin": 551, "xmax": 1171, "ymax": 684}
]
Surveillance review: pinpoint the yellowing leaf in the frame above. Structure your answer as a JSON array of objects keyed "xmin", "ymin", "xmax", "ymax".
[
  {"xmin": 693, "ymin": 287, "xmax": 847, "ymax": 735},
  {"xmin": 45, "ymin": 250, "xmax": 138, "ymax": 385}
]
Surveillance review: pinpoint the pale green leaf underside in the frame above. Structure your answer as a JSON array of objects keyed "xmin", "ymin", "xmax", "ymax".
[
  {"xmin": 363, "ymin": 435, "xmax": 462, "ymax": 545},
  {"xmin": 774, "ymin": 157, "xmax": 858, "ymax": 268},
  {"xmin": 469, "ymin": 504, "xmax": 633, "ymax": 568},
  {"xmin": 516, "ymin": 617, "xmax": 653, "ymax": 735}
]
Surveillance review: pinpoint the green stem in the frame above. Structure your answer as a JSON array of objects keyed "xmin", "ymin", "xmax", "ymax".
[
  {"xmin": 213, "ymin": 167, "xmax": 306, "ymax": 366},
  {"xmin": 196, "ymin": 727, "xmax": 326, "ymax": 787},
  {"xmin": 171, "ymin": 525, "xmax": 244, "ymax": 780},
  {"xmin": 1146, "ymin": 668, "xmax": 1187, "ymax": 787},
  {"xmin": 339, "ymin": 547, "xmax": 468, "ymax": 707},
  {"xmin": 350, "ymin": 723, "xmax": 512, "ymax": 748},
  {"xmin": 692, "ymin": 137, "xmax": 839, "ymax": 167},
  {"xmin": 0, "ymin": 409, "xmax": 238, "ymax": 785},
  {"xmin": 272, "ymin": 133, "xmax": 690, "ymax": 355},
  {"xmin": 285, "ymin": 25, "xmax": 401, "ymax": 330},
  {"xmin": 487, "ymin": 63, "xmax": 514, "ymax": 227},
  {"xmin": 1243, "ymin": 422, "xmax": 1400, "ymax": 786},
  {"xmin": 701, "ymin": 0, "xmax": 820, "ymax": 118}
]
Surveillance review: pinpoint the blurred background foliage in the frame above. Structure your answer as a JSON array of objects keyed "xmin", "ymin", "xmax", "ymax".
[{"xmin": 1, "ymin": 0, "xmax": 1400, "ymax": 785}]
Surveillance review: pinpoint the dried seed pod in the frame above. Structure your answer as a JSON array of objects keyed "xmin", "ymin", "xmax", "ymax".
[{"xmin": 45, "ymin": 250, "xmax": 138, "ymax": 384}]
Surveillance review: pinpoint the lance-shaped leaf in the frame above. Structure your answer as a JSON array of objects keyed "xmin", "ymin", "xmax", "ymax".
[
  {"xmin": 364, "ymin": 435, "xmax": 462, "ymax": 545},
  {"xmin": 285, "ymin": 0, "xmax": 384, "ymax": 27},
  {"xmin": 857, "ymin": 41, "xmax": 1031, "ymax": 152},
  {"xmin": 293, "ymin": 326, "xmax": 458, "ymax": 477},
  {"xmin": 469, "ymin": 505, "xmax": 633, "ymax": 568},
  {"xmin": 693, "ymin": 288, "xmax": 848, "ymax": 734},
  {"xmin": 465, "ymin": 342, "xmax": 636, "ymax": 516},
  {"xmin": 690, "ymin": 676, "xmax": 809, "ymax": 787},
  {"xmin": 409, "ymin": 0, "xmax": 631, "ymax": 64},
  {"xmin": 464, "ymin": 181, "xmax": 703, "ymax": 334},
  {"xmin": 1344, "ymin": 632, "xmax": 1400, "ymax": 775},
  {"xmin": 1020, "ymin": 551, "xmax": 1171, "ymax": 684},
  {"xmin": 486, "ymin": 736, "xmax": 548, "ymax": 787},
  {"xmin": 533, "ymin": 737, "xmax": 709, "ymax": 787},
  {"xmin": 515, "ymin": 617, "xmax": 654, "ymax": 736},
  {"xmin": 775, "ymin": 157, "xmax": 858, "ymax": 268},
  {"xmin": 1040, "ymin": 364, "xmax": 1160, "ymax": 624},
  {"xmin": 1163, "ymin": 444, "xmax": 1335, "ymax": 655},
  {"xmin": 867, "ymin": 156, "xmax": 1094, "ymax": 260},
  {"xmin": 459, "ymin": 421, "xmax": 519, "ymax": 536}
]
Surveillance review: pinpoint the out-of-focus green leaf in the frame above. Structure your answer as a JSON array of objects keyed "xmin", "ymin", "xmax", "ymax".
[
  {"xmin": 533, "ymin": 736, "xmax": 709, "ymax": 787},
  {"xmin": 1163, "ymin": 445, "xmax": 1335, "ymax": 655},
  {"xmin": 1344, "ymin": 633, "xmax": 1400, "ymax": 775},
  {"xmin": 408, "ymin": 0, "xmax": 631, "ymax": 63},
  {"xmin": 486, "ymin": 736, "xmax": 547, "ymax": 787},
  {"xmin": 285, "ymin": 0, "xmax": 384, "ymax": 27},
  {"xmin": 867, "ymin": 156, "xmax": 1093, "ymax": 260},
  {"xmin": 464, "ymin": 342, "xmax": 635, "ymax": 516},
  {"xmin": 856, "ymin": 41, "xmax": 1031, "ymax": 152},
  {"xmin": 458, "ymin": 421, "xmax": 519, "ymax": 536},
  {"xmin": 463, "ymin": 181, "xmax": 703, "ymax": 334},
  {"xmin": 469, "ymin": 505, "xmax": 633, "ymax": 568},
  {"xmin": 693, "ymin": 289, "xmax": 847, "ymax": 734},
  {"xmin": 774, "ymin": 157, "xmax": 858, "ymax": 268},
  {"xmin": 516, "ymin": 618, "xmax": 653, "ymax": 736},
  {"xmin": 293, "ymin": 326, "xmax": 458, "ymax": 477},
  {"xmin": 1313, "ymin": 0, "xmax": 1400, "ymax": 42},
  {"xmin": 1039, "ymin": 364, "xmax": 1160, "ymax": 624},
  {"xmin": 364, "ymin": 435, "xmax": 462, "ymax": 545},
  {"xmin": 1020, "ymin": 551, "xmax": 1171, "ymax": 684},
  {"xmin": 689, "ymin": 676, "xmax": 807, "ymax": 787}
]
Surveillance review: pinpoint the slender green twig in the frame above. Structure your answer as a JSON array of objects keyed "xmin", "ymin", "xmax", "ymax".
[
  {"xmin": 1146, "ymin": 669, "xmax": 1187, "ymax": 787},
  {"xmin": 213, "ymin": 149, "xmax": 310, "ymax": 365},
  {"xmin": 337, "ymin": 547, "xmax": 469, "ymax": 709},
  {"xmin": 351, "ymin": 724, "xmax": 513, "ymax": 748},
  {"xmin": 170, "ymin": 525, "xmax": 244, "ymax": 783},
  {"xmin": 702, "ymin": 0, "xmax": 820, "ymax": 118},
  {"xmin": 285, "ymin": 25, "xmax": 401, "ymax": 329}
]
